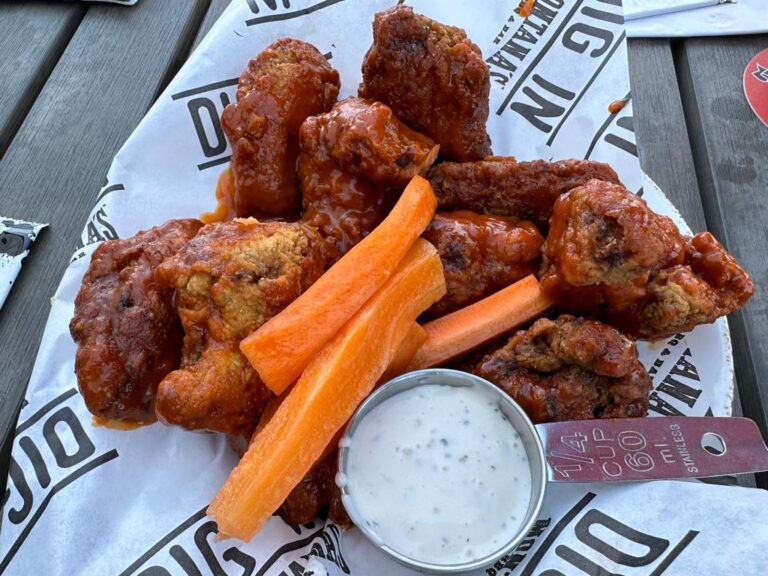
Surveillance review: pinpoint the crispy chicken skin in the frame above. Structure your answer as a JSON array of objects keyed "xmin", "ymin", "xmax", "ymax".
[
  {"xmin": 70, "ymin": 219, "xmax": 202, "ymax": 422},
  {"xmin": 611, "ymin": 232, "xmax": 755, "ymax": 339},
  {"xmin": 428, "ymin": 158, "xmax": 622, "ymax": 230},
  {"xmin": 359, "ymin": 5, "xmax": 491, "ymax": 161},
  {"xmin": 221, "ymin": 39, "xmax": 340, "ymax": 217},
  {"xmin": 475, "ymin": 315, "xmax": 652, "ymax": 422},
  {"xmin": 423, "ymin": 211, "xmax": 543, "ymax": 316},
  {"xmin": 154, "ymin": 219, "xmax": 326, "ymax": 436},
  {"xmin": 541, "ymin": 180, "xmax": 754, "ymax": 339},
  {"xmin": 315, "ymin": 97, "xmax": 438, "ymax": 186},
  {"xmin": 299, "ymin": 97, "xmax": 437, "ymax": 264}
]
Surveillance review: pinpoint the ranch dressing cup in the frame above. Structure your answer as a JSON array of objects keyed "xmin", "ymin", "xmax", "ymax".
[
  {"xmin": 337, "ymin": 369, "xmax": 768, "ymax": 574},
  {"xmin": 337, "ymin": 369, "xmax": 547, "ymax": 573}
]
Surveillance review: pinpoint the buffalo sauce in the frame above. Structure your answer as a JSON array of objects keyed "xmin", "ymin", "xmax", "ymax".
[
  {"xmin": 92, "ymin": 416, "xmax": 152, "ymax": 431},
  {"xmin": 201, "ymin": 166, "xmax": 237, "ymax": 223},
  {"xmin": 608, "ymin": 98, "xmax": 629, "ymax": 114}
]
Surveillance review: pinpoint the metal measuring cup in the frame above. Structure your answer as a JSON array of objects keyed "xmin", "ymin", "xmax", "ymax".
[{"xmin": 337, "ymin": 369, "xmax": 768, "ymax": 574}]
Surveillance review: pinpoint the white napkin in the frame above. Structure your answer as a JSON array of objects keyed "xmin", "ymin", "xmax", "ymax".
[{"xmin": 625, "ymin": 0, "xmax": 767, "ymax": 37}]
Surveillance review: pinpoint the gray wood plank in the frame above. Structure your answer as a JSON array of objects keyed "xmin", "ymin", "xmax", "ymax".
[
  {"xmin": 676, "ymin": 35, "xmax": 768, "ymax": 488},
  {"xmin": 628, "ymin": 39, "xmax": 754, "ymax": 488},
  {"xmin": 628, "ymin": 39, "xmax": 707, "ymax": 233},
  {"xmin": 193, "ymin": 0, "xmax": 233, "ymax": 49},
  {"xmin": 0, "ymin": 0, "xmax": 210, "ymax": 473},
  {"xmin": 0, "ymin": 2, "xmax": 86, "ymax": 158}
]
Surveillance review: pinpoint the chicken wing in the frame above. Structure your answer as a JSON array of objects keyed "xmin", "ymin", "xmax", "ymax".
[
  {"xmin": 422, "ymin": 211, "xmax": 543, "ymax": 316},
  {"xmin": 540, "ymin": 180, "xmax": 754, "ymax": 339},
  {"xmin": 299, "ymin": 97, "xmax": 437, "ymax": 264},
  {"xmin": 220, "ymin": 39, "xmax": 340, "ymax": 218},
  {"xmin": 359, "ymin": 5, "xmax": 491, "ymax": 161},
  {"xmin": 154, "ymin": 219, "xmax": 326, "ymax": 436},
  {"xmin": 428, "ymin": 158, "xmax": 622, "ymax": 230},
  {"xmin": 279, "ymin": 451, "xmax": 351, "ymax": 527},
  {"xmin": 475, "ymin": 315, "xmax": 652, "ymax": 423},
  {"xmin": 70, "ymin": 219, "xmax": 202, "ymax": 422}
]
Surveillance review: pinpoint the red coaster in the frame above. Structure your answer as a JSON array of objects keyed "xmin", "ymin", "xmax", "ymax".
[{"xmin": 744, "ymin": 47, "xmax": 768, "ymax": 127}]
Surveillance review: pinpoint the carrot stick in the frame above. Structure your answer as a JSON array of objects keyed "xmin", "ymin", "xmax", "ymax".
[
  {"xmin": 240, "ymin": 175, "xmax": 437, "ymax": 395},
  {"xmin": 210, "ymin": 239, "xmax": 446, "ymax": 540},
  {"xmin": 381, "ymin": 323, "xmax": 428, "ymax": 381},
  {"xmin": 253, "ymin": 393, "xmax": 284, "ymax": 437},
  {"xmin": 405, "ymin": 275, "xmax": 551, "ymax": 371}
]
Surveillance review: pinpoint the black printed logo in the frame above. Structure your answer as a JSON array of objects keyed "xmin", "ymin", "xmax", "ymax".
[
  {"xmin": 120, "ymin": 511, "xmax": 348, "ymax": 576},
  {"xmin": 485, "ymin": 519, "xmax": 552, "ymax": 575},
  {"xmin": 647, "ymin": 337, "xmax": 704, "ymax": 417},
  {"xmin": 1, "ymin": 389, "xmax": 119, "ymax": 573},
  {"xmin": 512, "ymin": 493, "xmax": 698, "ymax": 575},
  {"xmin": 71, "ymin": 183, "xmax": 124, "ymax": 262},
  {"xmin": 171, "ymin": 79, "xmax": 238, "ymax": 172},
  {"xmin": 585, "ymin": 96, "xmax": 639, "ymax": 161},
  {"xmin": 244, "ymin": 0, "xmax": 349, "ymax": 27},
  {"xmin": 487, "ymin": 0, "xmax": 566, "ymax": 88},
  {"xmin": 752, "ymin": 63, "xmax": 768, "ymax": 83},
  {"xmin": 495, "ymin": 0, "xmax": 629, "ymax": 149}
]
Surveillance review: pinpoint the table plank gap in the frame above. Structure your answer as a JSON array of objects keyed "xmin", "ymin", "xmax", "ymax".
[
  {"xmin": 628, "ymin": 39, "xmax": 707, "ymax": 232},
  {"xmin": 630, "ymin": 39, "xmax": 754, "ymax": 488},
  {"xmin": 675, "ymin": 36, "xmax": 768, "ymax": 489},
  {"xmin": 0, "ymin": 0, "xmax": 212, "ymax": 474},
  {"xmin": 149, "ymin": 0, "xmax": 214, "ymax": 107},
  {"xmin": 193, "ymin": 0, "xmax": 233, "ymax": 50}
]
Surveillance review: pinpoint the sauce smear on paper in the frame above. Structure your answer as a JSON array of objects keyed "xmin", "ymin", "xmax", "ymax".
[{"xmin": 202, "ymin": 166, "xmax": 237, "ymax": 223}]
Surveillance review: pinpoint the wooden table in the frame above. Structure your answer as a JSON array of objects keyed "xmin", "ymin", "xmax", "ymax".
[{"xmin": 1, "ymin": 0, "xmax": 767, "ymax": 499}]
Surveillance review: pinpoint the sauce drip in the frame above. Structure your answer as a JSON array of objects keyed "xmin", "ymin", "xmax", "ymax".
[
  {"xmin": 201, "ymin": 166, "xmax": 237, "ymax": 223},
  {"xmin": 518, "ymin": 0, "xmax": 536, "ymax": 18},
  {"xmin": 92, "ymin": 416, "xmax": 152, "ymax": 431},
  {"xmin": 608, "ymin": 97, "xmax": 629, "ymax": 114},
  {"xmin": 340, "ymin": 383, "xmax": 533, "ymax": 566}
]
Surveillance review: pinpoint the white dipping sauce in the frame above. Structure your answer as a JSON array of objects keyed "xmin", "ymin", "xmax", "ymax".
[{"xmin": 339, "ymin": 383, "xmax": 533, "ymax": 566}]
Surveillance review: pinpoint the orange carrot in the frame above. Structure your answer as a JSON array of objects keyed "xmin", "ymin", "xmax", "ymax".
[
  {"xmin": 253, "ymin": 393, "xmax": 284, "ymax": 437},
  {"xmin": 240, "ymin": 175, "xmax": 437, "ymax": 395},
  {"xmin": 381, "ymin": 323, "xmax": 428, "ymax": 381},
  {"xmin": 210, "ymin": 239, "xmax": 446, "ymax": 540},
  {"xmin": 405, "ymin": 275, "xmax": 551, "ymax": 371}
]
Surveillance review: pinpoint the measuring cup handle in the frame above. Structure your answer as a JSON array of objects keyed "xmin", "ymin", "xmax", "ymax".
[{"xmin": 534, "ymin": 417, "xmax": 768, "ymax": 483}]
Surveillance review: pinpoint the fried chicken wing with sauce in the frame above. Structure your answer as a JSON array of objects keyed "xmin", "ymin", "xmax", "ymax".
[
  {"xmin": 279, "ymin": 452, "xmax": 351, "ymax": 527},
  {"xmin": 220, "ymin": 39, "xmax": 340, "ymax": 217},
  {"xmin": 359, "ymin": 5, "xmax": 491, "ymax": 161},
  {"xmin": 317, "ymin": 97, "xmax": 438, "ymax": 185},
  {"xmin": 611, "ymin": 232, "xmax": 754, "ymax": 339},
  {"xmin": 70, "ymin": 219, "xmax": 202, "ymax": 422},
  {"xmin": 423, "ymin": 212, "xmax": 543, "ymax": 316},
  {"xmin": 299, "ymin": 97, "xmax": 437, "ymax": 264},
  {"xmin": 428, "ymin": 158, "xmax": 622, "ymax": 230},
  {"xmin": 475, "ymin": 315, "xmax": 652, "ymax": 422},
  {"xmin": 540, "ymin": 180, "xmax": 754, "ymax": 339},
  {"xmin": 154, "ymin": 219, "xmax": 326, "ymax": 436}
]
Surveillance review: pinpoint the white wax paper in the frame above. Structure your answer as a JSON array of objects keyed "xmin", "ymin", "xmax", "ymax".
[
  {"xmin": 625, "ymin": 0, "xmax": 768, "ymax": 37},
  {"xmin": 0, "ymin": 1, "xmax": 760, "ymax": 574}
]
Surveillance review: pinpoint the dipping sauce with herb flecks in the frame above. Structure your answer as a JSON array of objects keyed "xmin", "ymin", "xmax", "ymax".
[{"xmin": 338, "ymin": 383, "xmax": 533, "ymax": 565}]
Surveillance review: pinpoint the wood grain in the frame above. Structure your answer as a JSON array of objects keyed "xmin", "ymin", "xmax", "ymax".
[
  {"xmin": 677, "ymin": 35, "xmax": 768, "ymax": 487},
  {"xmin": 0, "ymin": 0, "xmax": 210, "ymax": 473},
  {"xmin": 0, "ymin": 2, "xmax": 86, "ymax": 158},
  {"xmin": 628, "ymin": 39, "xmax": 707, "ymax": 233},
  {"xmin": 629, "ymin": 39, "xmax": 754, "ymax": 488}
]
